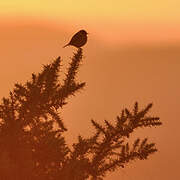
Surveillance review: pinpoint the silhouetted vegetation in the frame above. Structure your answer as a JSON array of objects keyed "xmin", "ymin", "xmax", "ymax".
[{"xmin": 0, "ymin": 48, "xmax": 162, "ymax": 180}]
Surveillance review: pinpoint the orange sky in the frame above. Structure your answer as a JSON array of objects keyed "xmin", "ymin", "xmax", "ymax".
[
  {"xmin": 0, "ymin": 1, "xmax": 180, "ymax": 180},
  {"xmin": 1, "ymin": 0, "xmax": 180, "ymax": 21},
  {"xmin": 1, "ymin": 0, "xmax": 180, "ymax": 45}
]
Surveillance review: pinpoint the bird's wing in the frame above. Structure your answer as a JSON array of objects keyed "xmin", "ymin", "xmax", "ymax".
[{"xmin": 70, "ymin": 32, "xmax": 81, "ymax": 44}]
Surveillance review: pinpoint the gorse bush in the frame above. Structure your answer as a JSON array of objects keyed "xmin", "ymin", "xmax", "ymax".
[{"xmin": 0, "ymin": 48, "xmax": 162, "ymax": 180}]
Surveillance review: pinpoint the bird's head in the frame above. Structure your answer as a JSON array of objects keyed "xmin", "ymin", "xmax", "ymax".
[{"xmin": 79, "ymin": 30, "xmax": 88, "ymax": 35}]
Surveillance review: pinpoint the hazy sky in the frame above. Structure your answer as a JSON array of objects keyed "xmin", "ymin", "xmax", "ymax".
[
  {"xmin": 1, "ymin": 0, "xmax": 180, "ymax": 45},
  {"xmin": 1, "ymin": 0, "xmax": 180, "ymax": 21},
  {"xmin": 0, "ymin": 1, "xmax": 180, "ymax": 180}
]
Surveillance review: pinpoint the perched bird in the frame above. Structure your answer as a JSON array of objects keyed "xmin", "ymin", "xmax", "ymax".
[{"xmin": 63, "ymin": 30, "xmax": 88, "ymax": 48}]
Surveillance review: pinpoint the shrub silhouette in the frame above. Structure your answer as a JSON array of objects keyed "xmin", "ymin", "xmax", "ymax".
[{"xmin": 0, "ymin": 48, "xmax": 162, "ymax": 180}]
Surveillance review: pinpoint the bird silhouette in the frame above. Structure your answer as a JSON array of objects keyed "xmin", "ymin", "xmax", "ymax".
[{"xmin": 63, "ymin": 30, "xmax": 88, "ymax": 48}]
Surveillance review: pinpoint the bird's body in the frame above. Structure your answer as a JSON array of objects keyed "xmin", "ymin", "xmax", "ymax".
[{"xmin": 63, "ymin": 30, "xmax": 88, "ymax": 48}]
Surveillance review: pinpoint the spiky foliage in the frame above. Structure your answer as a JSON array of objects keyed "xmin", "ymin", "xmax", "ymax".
[
  {"xmin": 62, "ymin": 103, "xmax": 162, "ymax": 180},
  {"xmin": 0, "ymin": 47, "xmax": 162, "ymax": 180},
  {"xmin": 0, "ymin": 48, "xmax": 85, "ymax": 180}
]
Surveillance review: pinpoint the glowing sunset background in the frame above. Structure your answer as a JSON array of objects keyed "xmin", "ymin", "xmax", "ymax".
[{"xmin": 0, "ymin": 0, "xmax": 180, "ymax": 179}]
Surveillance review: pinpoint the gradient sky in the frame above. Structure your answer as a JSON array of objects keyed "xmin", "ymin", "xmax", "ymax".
[
  {"xmin": 1, "ymin": 0, "xmax": 180, "ymax": 20},
  {"xmin": 0, "ymin": 1, "xmax": 180, "ymax": 180}
]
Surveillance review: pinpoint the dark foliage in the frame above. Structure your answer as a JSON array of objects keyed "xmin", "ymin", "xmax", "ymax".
[{"xmin": 0, "ymin": 48, "xmax": 162, "ymax": 180}]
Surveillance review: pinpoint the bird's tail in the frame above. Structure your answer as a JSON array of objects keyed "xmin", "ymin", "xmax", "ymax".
[{"xmin": 63, "ymin": 43, "xmax": 69, "ymax": 48}]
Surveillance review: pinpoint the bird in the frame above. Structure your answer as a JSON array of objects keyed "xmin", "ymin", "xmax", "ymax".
[{"xmin": 63, "ymin": 30, "xmax": 88, "ymax": 48}]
